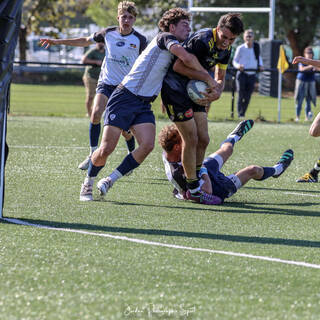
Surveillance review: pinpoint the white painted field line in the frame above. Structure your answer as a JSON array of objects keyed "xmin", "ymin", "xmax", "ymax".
[
  {"xmin": 284, "ymin": 192, "xmax": 320, "ymax": 198},
  {"xmin": 2, "ymin": 217, "xmax": 320, "ymax": 270},
  {"xmin": 12, "ymin": 145, "xmax": 86, "ymax": 150},
  {"xmin": 11, "ymin": 145, "xmax": 127, "ymax": 151}
]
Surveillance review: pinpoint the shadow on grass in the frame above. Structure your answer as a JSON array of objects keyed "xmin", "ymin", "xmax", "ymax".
[
  {"xmin": 243, "ymin": 186, "xmax": 320, "ymax": 194},
  {"xmin": 2, "ymin": 216, "xmax": 320, "ymax": 249},
  {"xmin": 98, "ymin": 198, "xmax": 320, "ymax": 218}
]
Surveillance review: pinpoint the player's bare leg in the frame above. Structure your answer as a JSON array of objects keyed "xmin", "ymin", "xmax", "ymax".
[
  {"xmin": 78, "ymin": 93, "xmax": 108, "ymax": 170},
  {"xmin": 174, "ymin": 119, "xmax": 198, "ymax": 180},
  {"xmin": 194, "ymin": 111, "xmax": 210, "ymax": 171},
  {"xmin": 92, "ymin": 125, "xmax": 122, "ymax": 167},
  {"xmin": 97, "ymin": 123, "xmax": 155, "ymax": 197},
  {"xmin": 80, "ymin": 125, "xmax": 122, "ymax": 201},
  {"xmin": 131, "ymin": 123, "xmax": 155, "ymax": 163}
]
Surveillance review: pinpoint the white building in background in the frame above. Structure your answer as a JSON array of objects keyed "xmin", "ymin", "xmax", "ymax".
[{"xmin": 16, "ymin": 24, "xmax": 158, "ymax": 64}]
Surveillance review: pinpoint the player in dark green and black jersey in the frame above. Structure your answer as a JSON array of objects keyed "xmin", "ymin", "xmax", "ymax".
[{"xmin": 161, "ymin": 13, "xmax": 244, "ymax": 201}]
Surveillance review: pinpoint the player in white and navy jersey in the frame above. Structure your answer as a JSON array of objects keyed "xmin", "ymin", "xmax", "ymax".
[
  {"xmin": 79, "ymin": 8, "xmax": 215, "ymax": 201},
  {"xmin": 158, "ymin": 121, "xmax": 294, "ymax": 205},
  {"xmin": 40, "ymin": 2, "xmax": 147, "ymax": 170}
]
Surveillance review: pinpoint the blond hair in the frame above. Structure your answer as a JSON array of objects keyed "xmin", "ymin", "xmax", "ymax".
[{"xmin": 118, "ymin": 1, "xmax": 137, "ymax": 17}]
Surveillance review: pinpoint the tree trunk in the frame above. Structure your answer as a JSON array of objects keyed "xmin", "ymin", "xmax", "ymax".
[{"xmin": 287, "ymin": 30, "xmax": 301, "ymax": 58}]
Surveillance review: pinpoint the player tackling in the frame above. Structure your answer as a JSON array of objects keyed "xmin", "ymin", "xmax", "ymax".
[{"xmin": 79, "ymin": 8, "xmax": 216, "ymax": 201}]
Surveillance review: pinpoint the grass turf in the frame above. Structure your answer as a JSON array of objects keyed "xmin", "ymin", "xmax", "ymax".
[
  {"xmin": 9, "ymin": 83, "xmax": 320, "ymax": 123},
  {"xmin": 1, "ymin": 115, "xmax": 320, "ymax": 319}
]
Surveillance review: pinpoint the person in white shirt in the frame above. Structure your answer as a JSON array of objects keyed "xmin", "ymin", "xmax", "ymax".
[{"xmin": 232, "ymin": 29, "xmax": 264, "ymax": 118}]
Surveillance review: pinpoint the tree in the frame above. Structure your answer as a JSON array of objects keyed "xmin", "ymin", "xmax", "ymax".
[
  {"xmin": 85, "ymin": 0, "xmax": 119, "ymax": 27},
  {"xmin": 276, "ymin": 1, "xmax": 320, "ymax": 57},
  {"xmin": 132, "ymin": 0, "xmax": 320, "ymax": 56},
  {"xmin": 20, "ymin": 0, "xmax": 320, "ymax": 62},
  {"xmin": 19, "ymin": 0, "xmax": 87, "ymax": 60}
]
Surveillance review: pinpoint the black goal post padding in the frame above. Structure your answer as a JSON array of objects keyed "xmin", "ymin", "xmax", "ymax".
[{"xmin": 0, "ymin": 0, "xmax": 24, "ymax": 218}]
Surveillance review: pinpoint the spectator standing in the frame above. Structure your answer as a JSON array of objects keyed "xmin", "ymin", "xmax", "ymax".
[
  {"xmin": 294, "ymin": 46, "xmax": 317, "ymax": 122},
  {"xmin": 82, "ymin": 42, "xmax": 105, "ymax": 117},
  {"xmin": 232, "ymin": 29, "xmax": 263, "ymax": 118}
]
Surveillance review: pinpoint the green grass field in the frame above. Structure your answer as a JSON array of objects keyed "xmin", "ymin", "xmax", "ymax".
[
  {"xmin": 1, "ymin": 84, "xmax": 320, "ymax": 319},
  {"xmin": 9, "ymin": 83, "xmax": 320, "ymax": 123}
]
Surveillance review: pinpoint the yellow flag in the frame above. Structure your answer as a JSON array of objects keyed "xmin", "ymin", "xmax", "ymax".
[{"xmin": 277, "ymin": 45, "xmax": 289, "ymax": 73}]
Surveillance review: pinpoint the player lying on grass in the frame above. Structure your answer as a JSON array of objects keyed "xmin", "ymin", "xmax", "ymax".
[{"xmin": 158, "ymin": 120, "xmax": 294, "ymax": 204}]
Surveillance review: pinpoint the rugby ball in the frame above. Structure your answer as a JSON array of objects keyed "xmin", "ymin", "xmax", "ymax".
[{"xmin": 186, "ymin": 80, "xmax": 209, "ymax": 103}]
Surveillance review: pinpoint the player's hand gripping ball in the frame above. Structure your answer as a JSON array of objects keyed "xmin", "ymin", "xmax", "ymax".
[{"xmin": 186, "ymin": 80, "xmax": 209, "ymax": 103}]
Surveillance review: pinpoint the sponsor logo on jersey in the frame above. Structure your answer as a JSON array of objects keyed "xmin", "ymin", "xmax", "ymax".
[
  {"xmin": 208, "ymin": 38, "xmax": 214, "ymax": 51},
  {"xmin": 109, "ymin": 56, "xmax": 130, "ymax": 66},
  {"xmin": 130, "ymin": 43, "xmax": 137, "ymax": 48},
  {"xmin": 167, "ymin": 104, "xmax": 174, "ymax": 116},
  {"xmin": 177, "ymin": 113, "xmax": 184, "ymax": 120},
  {"xmin": 110, "ymin": 114, "xmax": 116, "ymax": 120},
  {"xmin": 184, "ymin": 108, "xmax": 193, "ymax": 118},
  {"xmin": 116, "ymin": 41, "xmax": 125, "ymax": 47}
]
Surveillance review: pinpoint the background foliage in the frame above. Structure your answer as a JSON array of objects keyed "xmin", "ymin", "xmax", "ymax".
[{"xmin": 20, "ymin": 1, "xmax": 320, "ymax": 59}]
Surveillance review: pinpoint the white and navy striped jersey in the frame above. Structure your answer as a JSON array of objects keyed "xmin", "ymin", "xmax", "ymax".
[
  {"xmin": 121, "ymin": 32, "xmax": 180, "ymax": 101},
  {"xmin": 90, "ymin": 27, "xmax": 147, "ymax": 86},
  {"xmin": 162, "ymin": 152, "xmax": 187, "ymax": 195}
]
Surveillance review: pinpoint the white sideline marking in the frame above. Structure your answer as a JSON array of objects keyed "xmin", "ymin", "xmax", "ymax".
[
  {"xmin": 12, "ymin": 145, "xmax": 86, "ymax": 149},
  {"xmin": 284, "ymin": 192, "xmax": 320, "ymax": 198},
  {"xmin": 2, "ymin": 217, "xmax": 320, "ymax": 270},
  {"xmin": 11, "ymin": 145, "xmax": 127, "ymax": 151}
]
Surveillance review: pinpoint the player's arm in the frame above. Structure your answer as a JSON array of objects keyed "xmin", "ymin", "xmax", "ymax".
[
  {"xmin": 309, "ymin": 112, "xmax": 320, "ymax": 137},
  {"xmin": 39, "ymin": 36, "xmax": 92, "ymax": 49},
  {"xmin": 199, "ymin": 167, "xmax": 212, "ymax": 194},
  {"xmin": 213, "ymin": 65, "xmax": 226, "ymax": 92},
  {"xmin": 298, "ymin": 63, "xmax": 315, "ymax": 72},
  {"xmin": 173, "ymin": 58, "xmax": 218, "ymax": 88},
  {"xmin": 293, "ymin": 56, "xmax": 320, "ymax": 68},
  {"xmin": 197, "ymin": 65, "xmax": 226, "ymax": 104},
  {"xmin": 170, "ymin": 44, "xmax": 217, "ymax": 88}
]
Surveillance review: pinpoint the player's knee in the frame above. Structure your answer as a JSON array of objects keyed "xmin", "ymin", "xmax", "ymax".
[
  {"xmin": 140, "ymin": 140, "xmax": 154, "ymax": 155},
  {"xmin": 247, "ymin": 165, "xmax": 262, "ymax": 178},
  {"xmin": 99, "ymin": 143, "xmax": 116, "ymax": 158},
  {"xmin": 184, "ymin": 132, "xmax": 198, "ymax": 146},
  {"xmin": 91, "ymin": 108, "xmax": 103, "ymax": 123},
  {"xmin": 198, "ymin": 134, "xmax": 210, "ymax": 149},
  {"xmin": 309, "ymin": 126, "xmax": 320, "ymax": 137}
]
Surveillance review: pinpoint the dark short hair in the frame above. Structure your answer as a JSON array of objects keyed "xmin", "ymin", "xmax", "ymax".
[
  {"xmin": 304, "ymin": 46, "xmax": 314, "ymax": 55},
  {"xmin": 158, "ymin": 8, "xmax": 191, "ymax": 32},
  {"xmin": 218, "ymin": 13, "xmax": 244, "ymax": 35}
]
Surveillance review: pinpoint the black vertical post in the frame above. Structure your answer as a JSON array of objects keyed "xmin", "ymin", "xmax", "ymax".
[
  {"xmin": 0, "ymin": 0, "xmax": 24, "ymax": 217},
  {"xmin": 230, "ymin": 70, "xmax": 236, "ymax": 119}
]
